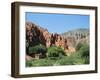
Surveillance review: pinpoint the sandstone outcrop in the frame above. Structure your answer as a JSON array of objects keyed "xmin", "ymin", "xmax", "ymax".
[{"xmin": 26, "ymin": 22, "xmax": 75, "ymax": 55}]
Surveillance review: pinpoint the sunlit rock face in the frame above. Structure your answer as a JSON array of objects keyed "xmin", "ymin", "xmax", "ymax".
[{"xmin": 26, "ymin": 22, "xmax": 76, "ymax": 55}]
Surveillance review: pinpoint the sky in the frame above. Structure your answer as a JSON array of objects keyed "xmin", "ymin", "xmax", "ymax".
[{"xmin": 26, "ymin": 12, "xmax": 89, "ymax": 33}]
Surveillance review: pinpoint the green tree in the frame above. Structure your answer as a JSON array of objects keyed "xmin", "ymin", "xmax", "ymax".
[
  {"xmin": 29, "ymin": 44, "xmax": 47, "ymax": 55},
  {"xmin": 47, "ymin": 46, "xmax": 65, "ymax": 58}
]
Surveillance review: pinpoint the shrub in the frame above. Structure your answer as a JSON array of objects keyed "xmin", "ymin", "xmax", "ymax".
[
  {"xmin": 79, "ymin": 44, "xmax": 89, "ymax": 64},
  {"xmin": 79, "ymin": 44, "xmax": 89, "ymax": 58},
  {"xmin": 76, "ymin": 43, "xmax": 83, "ymax": 51},
  {"xmin": 84, "ymin": 57, "xmax": 89, "ymax": 64},
  {"xmin": 47, "ymin": 46, "xmax": 65, "ymax": 58},
  {"xmin": 72, "ymin": 53, "xmax": 86, "ymax": 65},
  {"xmin": 26, "ymin": 59, "xmax": 55, "ymax": 67},
  {"xmin": 29, "ymin": 44, "xmax": 47, "ymax": 55},
  {"xmin": 26, "ymin": 60, "xmax": 33, "ymax": 67},
  {"xmin": 73, "ymin": 58, "xmax": 86, "ymax": 65},
  {"xmin": 54, "ymin": 56, "xmax": 74, "ymax": 65},
  {"xmin": 74, "ymin": 44, "xmax": 89, "ymax": 64}
]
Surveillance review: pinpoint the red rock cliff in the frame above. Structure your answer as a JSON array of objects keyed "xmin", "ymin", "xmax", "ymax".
[{"xmin": 26, "ymin": 22, "xmax": 75, "ymax": 55}]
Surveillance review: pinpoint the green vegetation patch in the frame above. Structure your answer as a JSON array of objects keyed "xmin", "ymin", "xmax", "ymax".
[{"xmin": 26, "ymin": 44, "xmax": 89, "ymax": 67}]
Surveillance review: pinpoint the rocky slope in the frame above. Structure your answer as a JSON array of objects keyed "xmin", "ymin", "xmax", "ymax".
[
  {"xmin": 61, "ymin": 28, "xmax": 89, "ymax": 47},
  {"xmin": 26, "ymin": 22, "xmax": 75, "ymax": 55}
]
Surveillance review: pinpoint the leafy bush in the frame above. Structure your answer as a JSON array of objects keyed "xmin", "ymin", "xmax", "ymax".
[
  {"xmin": 26, "ymin": 60, "xmax": 33, "ymax": 67},
  {"xmin": 79, "ymin": 44, "xmax": 89, "ymax": 58},
  {"xmin": 76, "ymin": 43, "xmax": 83, "ymax": 51},
  {"xmin": 26, "ymin": 58, "xmax": 55, "ymax": 67},
  {"xmin": 54, "ymin": 56, "xmax": 75, "ymax": 65},
  {"xmin": 72, "ymin": 53, "xmax": 86, "ymax": 65},
  {"xmin": 47, "ymin": 46, "xmax": 65, "ymax": 58},
  {"xmin": 29, "ymin": 44, "xmax": 47, "ymax": 55},
  {"xmin": 26, "ymin": 44, "xmax": 90, "ymax": 67},
  {"xmin": 84, "ymin": 57, "xmax": 89, "ymax": 64},
  {"xmin": 79, "ymin": 44, "xmax": 89, "ymax": 64},
  {"xmin": 74, "ymin": 58, "xmax": 86, "ymax": 64},
  {"xmin": 74, "ymin": 44, "xmax": 89, "ymax": 64}
]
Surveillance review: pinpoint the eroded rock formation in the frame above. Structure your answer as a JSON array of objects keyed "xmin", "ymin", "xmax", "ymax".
[{"xmin": 26, "ymin": 22, "xmax": 75, "ymax": 55}]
